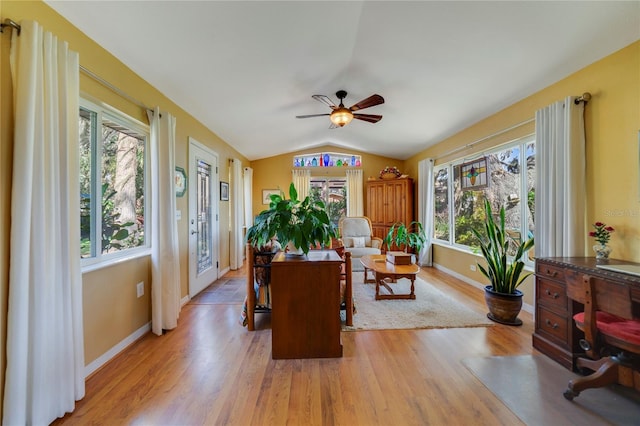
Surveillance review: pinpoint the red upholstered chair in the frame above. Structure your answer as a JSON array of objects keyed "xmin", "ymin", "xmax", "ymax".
[{"xmin": 563, "ymin": 274, "xmax": 640, "ymax": 400}]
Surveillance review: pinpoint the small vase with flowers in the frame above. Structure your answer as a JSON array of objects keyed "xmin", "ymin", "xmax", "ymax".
[{"xmin": 589, "ymin": 221, "xmax": 614, "ymax": 261}]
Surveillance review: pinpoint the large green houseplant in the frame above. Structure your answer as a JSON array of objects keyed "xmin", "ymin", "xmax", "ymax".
[
  {"xmin": 245, "ymin": 183, "xmax": 337, "ymax": 255},
  {"xmin": 472, "ymin": 199, "xmax": 534, "ymax": 325},
  {"xmin": 384, "ymin": 221, "xmax": 427, "ymax": 255}
]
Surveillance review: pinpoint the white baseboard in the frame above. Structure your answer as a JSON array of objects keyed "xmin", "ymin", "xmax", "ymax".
[
  {"xmin": 219, "ymin": 266, "xmax": 230, "ymax": 277},
  {"xmin": 85, "ymin": 266, "xmax": 232, "ymax": 379},
  {"xmin": 432, "ymin": 263, "xmax": 534, "ymax": 315},
  {"xmin": 84, "ymin": 322, "xmax": 151, "ymax": 378}
]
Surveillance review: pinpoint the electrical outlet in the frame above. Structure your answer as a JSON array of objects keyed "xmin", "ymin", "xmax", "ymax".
[
  {"xmin": 469, "ymin": 264, "xmax": 477, "ymax": 272},
  {"xmin": 136, "ymin": 282, "xmax": 144, "ymax": 298}
]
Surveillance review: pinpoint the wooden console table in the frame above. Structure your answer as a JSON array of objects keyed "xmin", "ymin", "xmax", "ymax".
[
  {"xmin": 533, "ymin": 257, "xmax": 640, "ymax": 371},
  {"xmin": 270, "ymin": 250, "xmax": 343, "ymax": 359}
]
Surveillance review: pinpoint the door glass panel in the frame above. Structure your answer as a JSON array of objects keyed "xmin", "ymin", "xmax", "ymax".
[
  {"xmin": 310, "ymin": 177, "xmax": 346, "ymax": 228},
  {"xmin": 197, "ymin": 159, "xmax": 213, "ymax": 274}
]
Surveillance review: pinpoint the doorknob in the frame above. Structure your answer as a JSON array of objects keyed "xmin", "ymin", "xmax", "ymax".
[{"xmin": 191, "ymin": 230, "xmax": 197, "ymax": 235}]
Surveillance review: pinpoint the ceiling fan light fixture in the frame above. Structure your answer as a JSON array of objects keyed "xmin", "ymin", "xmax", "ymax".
[{"xmin": 330, "ymin": 108, "xmax": 353, "ymax": 127}]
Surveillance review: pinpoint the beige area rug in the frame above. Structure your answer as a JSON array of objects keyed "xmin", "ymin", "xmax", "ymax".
[
  {"xmin": 463, "ymin": 355, "xmax": 640, "ymax": 426},
  {"xmin": 342, "ymin": 272, "xmax": 493, "ymax": 331}
]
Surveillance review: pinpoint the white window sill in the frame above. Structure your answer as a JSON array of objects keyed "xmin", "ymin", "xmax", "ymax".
[{"xmin": 81, "ymin": 248, "xmax": 152, "ymax": 274}]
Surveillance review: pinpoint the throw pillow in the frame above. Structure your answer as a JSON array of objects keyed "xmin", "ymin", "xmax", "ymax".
[{"xmin": 352, "ymin": 236, "xmax": 366, "ymax": 248}]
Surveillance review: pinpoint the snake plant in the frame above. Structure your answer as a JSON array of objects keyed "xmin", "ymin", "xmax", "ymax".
[{"xmin": 472, "ymin": 199, "xmax": 534, "ymax": 294}]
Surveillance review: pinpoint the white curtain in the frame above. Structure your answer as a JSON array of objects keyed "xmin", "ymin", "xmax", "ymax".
[
  {"xmin": 4, "ymin": 20, "xmax": 85, "ymax": 424},
  {"xmin": 346, "ymin": 169, "xmax": 364, "ymax": 216},
  {"xmin": 535, "ymin": 96, "xmax": 586, "ymax": 257},
  {"xmin": 148, "ymin": 107, "xmax": 181, "ymax": 336},
  {"xmin": 244, "ymin": 167, "xmax": 253, "ymax": 228},
  {"xmin": 418, "ymin": 158, "xmax": 435, "ymax": 266},
  {"xmin": 230, "ymin": 159, "xmax": 244, "ymax": 269},
  {"xmin": 292, "ymin": 168, "xmax": 310, "ymax": 200}
]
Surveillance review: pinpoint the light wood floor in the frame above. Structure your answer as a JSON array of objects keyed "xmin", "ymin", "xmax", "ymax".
[{"xmin": 54, "ymin": 265, "xmax": 539, "ymax": 425}]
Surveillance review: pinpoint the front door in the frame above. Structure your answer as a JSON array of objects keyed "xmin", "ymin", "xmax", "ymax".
[{"xmin": 188, "ymin": 138, "xmax": 219, "ymax": 297}]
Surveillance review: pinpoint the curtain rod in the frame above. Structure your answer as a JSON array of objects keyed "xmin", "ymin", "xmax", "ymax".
[
  {"xmin": 2, "ymin": 17, "xmax": 152, "ymax": 112},
  {"xmin": 0, "ymin": 18, "xmax": 20, "ymax": 35},
  {"xmin": 434, "ymin": 117, "xmax": 534, "ymax": 161},
  {"xmin": 434, "ymin": 92, "xmax": 591, "ymax": 160},
  {"xmin": 79, "ymin": 66, "xmax": 152, "ymax": 112}
]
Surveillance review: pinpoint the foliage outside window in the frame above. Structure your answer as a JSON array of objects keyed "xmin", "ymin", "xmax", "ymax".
[
  {"xmin": 80, "ymin": 99, "xmax": 149, "ymax": 264},
  {"xmin": 309, "ymin": 178, "xmax": 347, "ymax": 228},
  {"xmin": 432, "ymin": 136, "xmax": 535, "ymax": 264}
]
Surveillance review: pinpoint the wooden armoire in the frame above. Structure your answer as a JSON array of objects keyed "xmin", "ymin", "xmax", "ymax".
[{"xmin": 365, "ymin": 177, "xmax": 414, "ymax": 243}]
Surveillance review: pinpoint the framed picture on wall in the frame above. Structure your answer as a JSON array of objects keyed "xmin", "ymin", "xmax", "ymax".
[
  {"xmin": 220, "ymin": 181, "xmax": 229, "ymax": 201},
  {"xmin": 262, "ymin": 189, "xmax": 279, "ymax": 204},
  {"xmin": 175, "ymin": 167, "xmax": 187, "ymax": 197}
]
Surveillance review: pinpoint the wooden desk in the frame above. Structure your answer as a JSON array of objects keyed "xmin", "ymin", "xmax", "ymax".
[
  {"xmin": 270, "ymin": 250, "xmax": 343, "ymax": 359},
  {"xmin": 533, "ymin": 257, "xmax": 640, "ymax": 371}
]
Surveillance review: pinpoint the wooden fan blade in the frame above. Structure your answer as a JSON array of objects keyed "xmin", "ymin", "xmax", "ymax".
[
  {"xmin": 353, "ymin": 113, "xmax": 382, "ymax": 123},
  {"xmin": 296, "ymin": 113, "xmax": 331, "ymax": 119},
  {"xmin": 312, "ymin": 95, "xmax": 337, "ymax": 109},
  {"xmin": 349, "ymin": 94, "xmax": 384, "ymax": 112}
]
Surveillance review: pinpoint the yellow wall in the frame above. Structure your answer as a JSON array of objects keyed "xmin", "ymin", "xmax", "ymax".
[
  {"xmin": 406, "ymin": 40, "xmax": 640, "ymax": 306},
  {"xmin": 0, "ymin": 0, "xmax": 250, "ymax": 384},
  {"xmin": 250, "ymin": 146, "xmax": 408, "ymax": 218}
]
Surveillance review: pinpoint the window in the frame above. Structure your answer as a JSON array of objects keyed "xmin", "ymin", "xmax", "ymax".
[
  {"xmin": 79, "ymin": 99, "xmax": 149, "ymax": 264},
  {"xmin": 433, "ymin": 167, "xmax": 450, "ymax": 241},
  {"xmin": 309, "ymin": 177, "xmax": 347, "ymax": 228},
  {"xmin": 432, "ymin": 135, "xmax": 535, "ymax": 263}
]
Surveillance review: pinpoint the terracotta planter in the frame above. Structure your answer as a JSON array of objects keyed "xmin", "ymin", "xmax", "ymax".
[{"xmin": 484, "ymin": 286, "xmax": 523, "ymax": 326}]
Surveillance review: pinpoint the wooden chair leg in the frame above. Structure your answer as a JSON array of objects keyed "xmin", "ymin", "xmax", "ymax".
[
  {"xmin": 246, "ymin": 244, "xmax": 256, "ymax": 331},
  {"xmin": 345, "ymin": 252, "xmax": 353, "ymax": 327},
  {"xmin": 564, "ymin": 356, "xmax": 620, "ymax": 400}
]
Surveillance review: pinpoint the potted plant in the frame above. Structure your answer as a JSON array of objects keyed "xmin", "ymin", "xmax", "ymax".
[
  {"xmin": 472, "ymin": 199, "xmax": 534, "ymax": 326},
  {"xmin": 246, "ymin": 182, "xmax": 337, "ymax": 255},
  {"xmin": 384, "ymin": 221, "xmax": 427, "ymax": 254}
]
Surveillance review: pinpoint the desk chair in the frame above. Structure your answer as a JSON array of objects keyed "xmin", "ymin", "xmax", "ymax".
[
  {"xmin": 563, "ymin": 274, "xmax": 640, "ymax": 400},
  {"xmin": 336, "ymin": 248, "xmax": 354, "ymax": 326},
  {"xmin": 242, "ymin": 243, "xmax": 279, "ymax": 331}
]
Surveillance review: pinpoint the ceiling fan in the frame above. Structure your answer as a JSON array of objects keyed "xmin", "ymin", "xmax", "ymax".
[{"xmin": 296, "ymin": 90, "xmax": 384, "ymax": 128}]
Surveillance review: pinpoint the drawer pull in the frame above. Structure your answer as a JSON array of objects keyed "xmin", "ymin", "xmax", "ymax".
[
  {"xmin": 545, "ymin": 319, "xmax": 559, "ymax": 329},
  {"xmin": 545, "ymin": 289, "xmax": 559, "ymax": 299},
  {"xmin": 545, "ymin": 269, "xmax": 558, "ymax": 277}
]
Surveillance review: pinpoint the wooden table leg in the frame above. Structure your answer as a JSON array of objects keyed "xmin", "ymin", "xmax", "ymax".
[
  {"xmin": 363, "ymin": 267, "xmax": 375, "ymax": 283},
  {"xmin": 409, "ymin": 277, "xmax": 416, "ymax": 300},
  {"xmin": 375, "ymin": 274, "xmax": 418, "ymax": 300}
]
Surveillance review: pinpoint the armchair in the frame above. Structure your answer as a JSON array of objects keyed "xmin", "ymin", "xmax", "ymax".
[{"xmin": 338, "ymin": 216, "xmax": 382, "ymax": 260}]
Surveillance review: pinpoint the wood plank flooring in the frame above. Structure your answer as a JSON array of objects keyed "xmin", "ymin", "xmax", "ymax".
[{"xmin": 53, "ymin": 265, "xmax": 540, "ymax": 425}]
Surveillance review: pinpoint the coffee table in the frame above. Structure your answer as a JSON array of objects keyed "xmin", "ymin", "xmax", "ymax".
[{"xmin": 360, "ymin": 254, "xmax": 420, "ymax": 300}]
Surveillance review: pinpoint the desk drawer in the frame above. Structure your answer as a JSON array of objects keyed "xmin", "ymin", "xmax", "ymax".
[
  {"xmin": 536, "ymin": 263, "xmax": 565, "ymax": 281},
  {"xmin": 537, "ymin": 278, "xmax": 567, "ymax": 310},
  {"xmin": 536, "ymin": 306, "xmax": 569, "ymax": 344}
]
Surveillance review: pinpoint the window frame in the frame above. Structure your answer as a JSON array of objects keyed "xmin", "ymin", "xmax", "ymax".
[
  {"xmin": 79, "ymin": 97, "xmax": 151, "ymax": 270},
  {"xmin": 432, "ymin": 134, "xmax": 535, "ymax": 267}
]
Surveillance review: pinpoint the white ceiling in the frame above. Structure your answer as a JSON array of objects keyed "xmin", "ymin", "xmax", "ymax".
[{"xmin": 45, "ymin": 1, "xmax": 640, "ymax": 161}]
